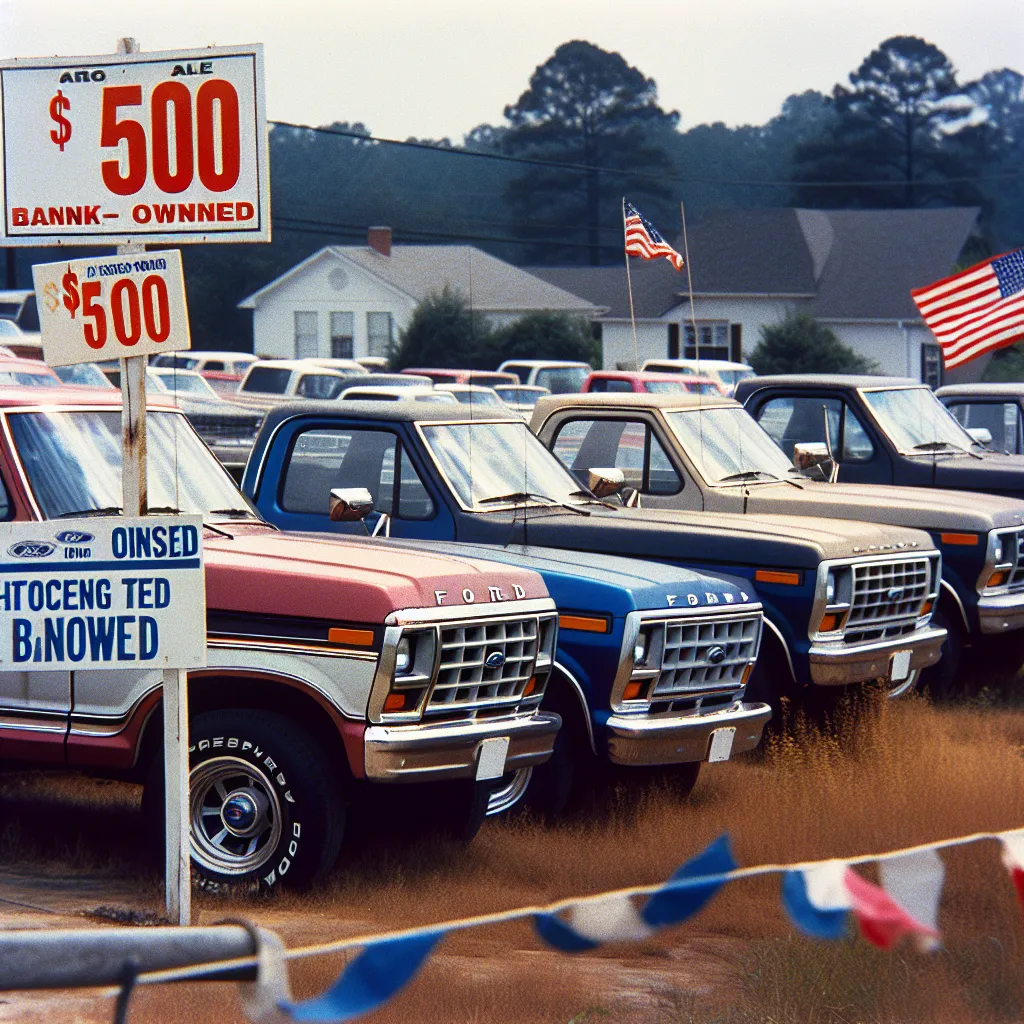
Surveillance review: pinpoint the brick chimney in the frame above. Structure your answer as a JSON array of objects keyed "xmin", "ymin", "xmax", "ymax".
[{"xmin": 367, "ymin": 226, "xmax": 392, "ymax": 257}]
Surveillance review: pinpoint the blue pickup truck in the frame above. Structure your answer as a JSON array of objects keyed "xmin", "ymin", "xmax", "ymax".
[{"xmin": 243, "ymin": 402, "xmax": 946, "ymax": 724}]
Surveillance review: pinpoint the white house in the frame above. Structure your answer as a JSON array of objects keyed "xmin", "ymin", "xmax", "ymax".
[
  {"xmin": 531, "ymin": 207, "xmax": 982, "ymax": 388},
  {"xmin": 238, "ymin": 228, "xmax": 600, "ymax": 360}
]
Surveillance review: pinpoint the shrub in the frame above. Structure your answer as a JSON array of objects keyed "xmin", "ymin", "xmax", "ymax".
[{"xmin": 750, "ymin": 312, "xmax": 877, "ymax": 375}]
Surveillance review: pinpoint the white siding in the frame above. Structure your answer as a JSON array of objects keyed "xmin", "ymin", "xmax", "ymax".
[
  {"xmin": 661, "ymin": 297, "xmax": 795, "ymax": 361},
  {"xmin": 601, "ymin": 321, "xmax": 668, "ymax": 369},
  {"xmin": 823, "ymin": 322, "xmax": 931, "ymax": 379},
  {"xmin": 250, "ymin": 255, "xmax": 416, "ymax": 359}
]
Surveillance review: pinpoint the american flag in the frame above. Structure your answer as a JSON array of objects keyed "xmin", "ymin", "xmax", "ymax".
[
  {"xmin": 911, "ymin": 249, "xmax": 1024, "ymax": 370},
  {"xmin": 624, "ymin": 201, "xmax": 684, "ymax": 271}
]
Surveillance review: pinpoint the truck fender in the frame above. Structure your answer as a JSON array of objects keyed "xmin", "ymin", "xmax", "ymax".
[
  {"xmin": 938, "ymin": 579, "xmax": 971, "ymax": 636},
  {"xmin": 760, "ymin": 618, "xmax": 797, "ymax": 687},
  {"xmin": 549, "ymin": 661, "xmax": 596, "ymax": 754}
]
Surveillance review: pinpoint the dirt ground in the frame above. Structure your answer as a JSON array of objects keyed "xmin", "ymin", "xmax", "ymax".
[{"xmin": 1, "ymin": 695, "xmax": 1024, "ymax": 1024}]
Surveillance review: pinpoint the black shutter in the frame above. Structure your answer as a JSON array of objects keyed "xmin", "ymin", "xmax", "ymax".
[
  {"xmin": 668, "ymin": 323, "xmax": 680, "ymax": 359},
  {"xmin": 730, "ymin": 323, "xmax": 742, "ymax": 362}
]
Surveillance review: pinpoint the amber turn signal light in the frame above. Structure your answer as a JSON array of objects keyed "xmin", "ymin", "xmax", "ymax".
[
  {"xmin": 329, "ymin": 627, "xmax": 375, "ymax": 646},
  {"xmin": 819, "ymin": 612, "xmax": 842, "ymax": 633},
  {"xmin": 622, "ymin": 681, "xmax": 644, "ymax": 700},
  {"xmin": 921, "ymin": 599, "xmax": 935, "ymax": 615},
  {"xmin": 940, "ymin": 532, "xmax": 979, "ymax": 546},
  {"xmin": 988, "ymin": 571, "xmax": 1009, "ymax": 588},
  {"xmin": 741, "ymin": 663, "xmax": 753, "ymax": 686},
  {"xmin": 383, "ymin": 693, "xmax": 407, "ymax": 712},
  {"xmin": 523, "ymin": 676, "xmax": 538, "ymax": 697},
  {"xmin": 559, "ymin": 614, "xmax": 610, "ymax": 634},
  {"xmin": 755, "ymin": 569, "xmax": 801, "ymax": 586}
]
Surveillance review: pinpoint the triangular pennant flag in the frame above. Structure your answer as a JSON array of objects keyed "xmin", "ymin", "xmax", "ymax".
[
  {"xmin": 533, "ymin": 912, "xmax": 600, "ymax": 953},
  {"xmin": 641, "ymin": 834, "xmax": 737, "ymax": 929},
  {"xmin": 534, "ymin": 893, "xmax": 655, "ymax": 952},
  {"xmin": 878, "ymin": 850, "xmax": 944, "ymax": 952},
  {"xmin": 284, "ymin": 930, "xmax": 445, "ymax": 1023},
  {"xmin": 1000, "ymin": 832, "xmax": 1024, "ymax": 909},
  {"xmin": 844, "ymin": 867, "xmax": 940, "ymax": 952},
  {"xmin": 782, "ymin": 860, "xmax": 851, "ymax": 940}
]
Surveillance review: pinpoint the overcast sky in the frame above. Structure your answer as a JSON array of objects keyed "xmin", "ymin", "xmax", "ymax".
[{"xmin": 1, "ymin": 0, "xmax": 1021, "ymax": 139}]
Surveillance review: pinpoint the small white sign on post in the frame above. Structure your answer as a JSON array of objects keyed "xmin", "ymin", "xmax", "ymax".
[
  {"xmin": 0, "ymin": 517, "xmax": 206, "ymax": 670},
  {"xmin": 0, "ymin": 44, "xmax": 268, "ymax": 245},
  {"xmin": 31, "ymin": 250, "xmax": 189, "ymax": 366}
]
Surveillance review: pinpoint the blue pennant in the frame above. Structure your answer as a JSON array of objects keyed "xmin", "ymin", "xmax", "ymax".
[
  {"xmin": 641, "ymin": 834, "xmax": 737, "ymax": 929},
  {"xmin": 781, "ymin": 871, "xmax": 848, "ymax": 941},
  {"xmin": 532, "ymin": 912, "xmax": 600, "ymax": 953},
  {"xmin": 287, "ymin": 929, "xmax": 445, "ymax": 1022}
]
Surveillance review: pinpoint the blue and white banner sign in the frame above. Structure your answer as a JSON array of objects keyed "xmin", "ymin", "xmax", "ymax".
[{"xmin": 0, "ymin": 516, "xmax": 206, "ymax": 670}]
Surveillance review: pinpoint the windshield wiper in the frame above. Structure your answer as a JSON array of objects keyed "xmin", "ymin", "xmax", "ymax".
[
  {"xmin": 478, "ymin": 491, "xmax": 590, "ymax": 516},
  {"xmin": 912, "ymin": 441, "xmax": 982, "ymax": 460},
  {"xmin": 206, "ymin": 508, "xmax": 257, "ymax": 518},
  {"xmin": 54, "ymin": 506, "xmax": 122, "ymax": 519},
  {"xmin": 718, "ymin": 470, "xmax": 779, "ymax": 483}
]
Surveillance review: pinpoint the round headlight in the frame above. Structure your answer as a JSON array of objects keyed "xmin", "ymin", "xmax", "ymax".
[
  {"xmin": 395, "ymin": 637, "xmax": 412, "ymax": 674},
  {"xmin": 825, "ymin": 571, "xmax": 836, "ymax": 604}
]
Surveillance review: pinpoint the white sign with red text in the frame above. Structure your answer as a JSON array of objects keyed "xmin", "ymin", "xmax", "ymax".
[
  {"xmin": 32, "ymin": 250, "xmax": 189, "ymax": 365},
  {"xmin": 0, "ymin": 44, "xmax": 268, "ymax": 245}
]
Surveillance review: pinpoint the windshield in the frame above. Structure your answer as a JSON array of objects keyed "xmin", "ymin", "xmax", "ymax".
[
  {"xmin": 8, "ymin": 410, "xmax": 257, "ymax": 520},
  {"xmin": 666, "ymin": 407, "xmax": 796, "ymax": 484},
  {"xmin": 535, "ymin": 366, "xmax": 589, "ymax": 394},
  {"xmin": 153, "ymin": 372, "xmax": 217, "ymax": 397},
  {"xmin": 451, "ymin": 390, "xmax": 503, "ymax": 407},
  {"xmin": 718, "ymin": 368, "xmax": 755, "ymax": 387},
  {"xmin": 0, "ymin": 369, "xmax": 60, "ymax": 387},
  {"xmin": 861, "ymin": 387, "xmax": 978, "ymax": 455},
  {"xmin": 645, "ymin": 380, "xmax": 687, "ymax": 394},
  {"xmin": 420, "ymin": 420, "xmax": 591, "ymax": 510},
  {"xmin": 0, "ymin": 319, "xmax": 20, "ymax": 337},
  {"xmin": 54, "ymin": 364, "xmax": 114, "ymax": 389}
]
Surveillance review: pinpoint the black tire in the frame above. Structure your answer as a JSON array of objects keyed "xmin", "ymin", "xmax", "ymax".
[
  {"xmin": 142, "ymin": 709, "xmax": 345, "ymax": 891},
  {"xmin": 921, "ymin": 609, "xmax": 964, "ymax": 701}
]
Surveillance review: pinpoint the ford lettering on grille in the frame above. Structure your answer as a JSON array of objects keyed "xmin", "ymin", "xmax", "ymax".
[{"xmin": 7, "ymin": 541, "xmax": 56, "ymax": 558}]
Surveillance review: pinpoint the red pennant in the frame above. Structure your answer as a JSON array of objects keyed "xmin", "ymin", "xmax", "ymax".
[{"xmin": 843, "ymin": 868, "xmax": 939, "ymax": 951}]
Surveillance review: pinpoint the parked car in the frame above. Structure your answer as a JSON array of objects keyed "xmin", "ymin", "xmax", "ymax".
[
  {"xmin": 241, "ymin": 408, "xmax": 774, "ymax": 809},
  {"xmin": 339, "ymin": 386, "xmax": 458, "ymax": 404},
  {"xmin": 736, "ymin": 375, "xmax": 1024, "ymax": 500},
  {"xmin": 52, "ymin": 363, "xmax": 117, "ymax": 389},
  {"xmin": 936, "ymin": 384, "xmax": 1024, "ymax": 455},
  {"xmin": 146, "ymin": 369, "xmax": 263, "ymax": 479},
  {"xmin": 234, "ymin": 360, "xmax": 353, "ymax": 409},
  {"xmin": 401, "ymin": 368, "xmax": 520, "ymax": 388},
  {"xmin": 241, "ymin": 401, "xmax": 946, "ymax": 722},
  {"xmin": 584, "ymin": 371, "xmax": 725, "ymax": 396},
  {"xmin": 302, "ymin": 358, "xmax": 367, "ymax": 375},
  {"xmin": 493, "ymin": 384, "xmax": 551, "ymax": 420},
  {"xmin": 498, "ymin": 360, "xmax": 592, "ymax": 394},
  {"xmin": 642, "ymin": 359, "xmax": 755, "ymax": 396},
  {"xmin": 356, "ymin": 357, "xmax": 390, "ymax": 372},
  {"xmin": 0, "ymin": 357, "xmax": 61, "ymax": 387},
  {"xmin": 434, "ymin": 384, "xmax": 509, "ymax": 410},
  {"xmin": 150, "ymin": 352, "xmax": 259, "ymax": 393},
  {"xmin": 0, "ymin": 288, "xmax": 39, "ymax": 332},
  {"xmin": 531, "ymin": 391, "xmax": 1024, "ymax": 691},
  {"xmin": 0, "ymin": 385, "xmax": 561, "ymax": 887}
]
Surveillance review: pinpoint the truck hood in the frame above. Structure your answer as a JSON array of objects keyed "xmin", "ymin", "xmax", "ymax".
[
  {"xmin": 382, "ymin": 538, "xmax": 757, "ymax": 617},
  {"xmin": 203, "ymin": 525, "xmax": 548, "ymax": 623},
  {"xmin": 743, "ymin": 480, "xmax": 1024, "ymax": 532},
  {"xmin": 931, "ymin": 455, "xmax": 1024, "ymax": 499},
  {"xmin": 461, "ymin": 506, "xmax": 934, "ymax": 571}
]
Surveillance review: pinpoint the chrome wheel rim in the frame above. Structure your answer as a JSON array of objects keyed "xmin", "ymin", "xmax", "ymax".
[
  {"xmin": 190, "ymin": 757, "xmax": 283, "ymax": 876},
  {"xmin": 486, "ymin": 767, "xmax": 532, "ymax": 816}
]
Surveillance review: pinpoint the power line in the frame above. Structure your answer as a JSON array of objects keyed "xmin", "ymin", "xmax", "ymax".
[{"xmin": 269, "ymin": 118, "xmax": 1024, "ymax": 190}]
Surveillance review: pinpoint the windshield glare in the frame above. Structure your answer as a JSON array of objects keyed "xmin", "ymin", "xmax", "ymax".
[
  {"xmin": 666, "ymin": 407, "xmax": 795, "ymax": 483},
  {"xmin": 8, "ymin": 410, "xmax": 257, "ymax": 519},
  {"xmin": 420, "ymin": 420, "xmax": 590, "ymax": 509},
  {"xmin": 861, "ymin": 387, "xmax": 977, "ymax": 454},
  {"xmin": 154, "ymin": 373, "xmax": 216, "ymax": 397}
]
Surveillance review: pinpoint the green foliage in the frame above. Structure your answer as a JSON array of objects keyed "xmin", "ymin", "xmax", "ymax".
[
  {"xmin": 982, "ymin": 343, "xmax": 1024, "ymax": 382},
  {"xmin": 749, "ymin": 312, "xmax": 877, "ymax": 375},
  {"xmin": 389, "ymin": 288, "xmax": 495, "ymax": 370},
  {"xmin": 494, "ymin": 311, "xmax": 599, "ymax": 366}
]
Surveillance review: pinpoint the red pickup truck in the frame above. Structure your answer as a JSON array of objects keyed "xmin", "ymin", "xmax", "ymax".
[{"xmin": 0, "ymin": 386, "xmax": 559, "ymax": 889}]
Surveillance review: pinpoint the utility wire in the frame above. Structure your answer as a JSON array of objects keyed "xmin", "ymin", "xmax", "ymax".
[{"xmin": 270, "ymin": 118, "xmax": 1024, "ymax": 190}]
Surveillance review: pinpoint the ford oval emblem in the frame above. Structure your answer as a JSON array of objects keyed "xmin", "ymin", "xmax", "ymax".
[
  {"xmin": 485, "ymin": 650, "xmax": 506, "ymax": 669},
  {"xmin": 707, "ymin": 646, "xmax": 727, "ymax": 665},
  {"xmin": 55, "ymin": 530, "xmax": 94, "ymax": 545},
  {"xmin": 7, "ymin": 541, "xmax": 55, "ymax": 559},
  {"xmin": 887, "ymin": 587, "xmax": 904, "ymax": 602}
]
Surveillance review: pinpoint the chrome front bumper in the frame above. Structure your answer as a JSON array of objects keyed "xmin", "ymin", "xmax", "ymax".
[
  {"xmin": 978, "ymin": 592, "xmax": 1024, "ymax": 634},
  {"xmin": 808, "ymin": 625, "xmax": 947, "ymax": 686},
  {"xmin": 364, "ymin": 711, "xmax": 561, "ymax": 782},
  {"xmin": 606, "ymin": 701, "xmax": 771, "ymax": 766}
]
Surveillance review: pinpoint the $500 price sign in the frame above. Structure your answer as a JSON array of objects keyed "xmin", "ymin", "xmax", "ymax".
[
  {"xmin": 31, "ymin": 251, "xmax": 190, "ymax": 367},
  {"xmin": 0, "ymin": 45, "xmax": 268, "ymax": 245}
]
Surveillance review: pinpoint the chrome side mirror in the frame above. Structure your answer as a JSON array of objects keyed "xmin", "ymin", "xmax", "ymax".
[
  {"xmin": 967, "ymin": 427, "xmax": 993, "ymax": 447},
  {"xmin": 793, "ymin": 442, "xmax": 835, "ymax": 482},
  {"xmin": 329, "ymin": 487, "xmax": 374, "ymax": 522},
  {"xmin": 587, "ymin": 467, "xmax": 625, "ymax": 499}
]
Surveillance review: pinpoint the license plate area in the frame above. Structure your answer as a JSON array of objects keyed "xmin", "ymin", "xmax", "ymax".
[
  {"xmin": 475, "ymin": 736, "xmax": 510, "ymax": 780},
  {"xmin": 890, "ymin": 649, "xmax": 912, "ymax": 682},
  {"xmin": 708, "ymin": 727, "xmax": 735, "ymax": 763}
]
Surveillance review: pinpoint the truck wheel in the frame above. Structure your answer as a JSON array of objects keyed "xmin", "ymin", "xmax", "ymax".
[
  {"xmin": 142, "ymin": 709, "xmax": 345, "ymax": 890},
  {"xmin": 920, "ymin": 610, "xmax": 964, "ymax": 701}
]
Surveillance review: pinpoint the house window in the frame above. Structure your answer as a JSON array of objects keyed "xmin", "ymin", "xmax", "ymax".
[
  {"xmin": 330, "ymin": 312, "xmax": 354, "ymax": 359},
  {"xmin": 294, "ymin": 311, "xmax": 318, "ymax": 358},
  {"xmin": 367, "ymin": 312, "xmax": 394, "ymax": 358},
  {"xmin": 683, "ymin": 321, "xmax": 730, "ymax": 360},
  {"xmin": 921, "ymin": 344, "xmax": 943, "ymax": 389}
]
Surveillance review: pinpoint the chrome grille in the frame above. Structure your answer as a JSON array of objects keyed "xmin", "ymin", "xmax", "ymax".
[
  {"xmin": 845, "ymin": 558, "xmax": 930, "ymax": 643},
  {"xmin": 428, "ymin": 615, "xmax": 544, "ymax": 713},
  {"xmin": 652, "ymin": 612, "xmax": 761, "ymax": 698},
  {"xmin": 188, "ymin": 411, "xmax": 263, "ymax": 444},
  {"xmin": 1008, "ymin": 531, "xmax": 1024, "ymax": 587}
]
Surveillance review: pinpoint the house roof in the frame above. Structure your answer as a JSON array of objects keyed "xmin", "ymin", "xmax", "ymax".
[
  {"xmin": 531, "ymin": 207, "xmax": 979, "ymax": 323},
  {"xmin": 238, "ymin": 245, "xmax": 602, "ymax": 315}
]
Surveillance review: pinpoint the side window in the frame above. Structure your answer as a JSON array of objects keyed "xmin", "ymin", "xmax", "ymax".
[
  {"xmin": 948, "ymin": 401, "xmax": 1022, "ymax": 453},
  {"xmin": 758, "ymin": 395, "xmax": 874, "ymax": 462},
  {"xmin": 588, "ymin": 379, "xmax": 607, "ymax": 393},
  {"xmin": 296, "ymin": 374, "xmax": 344, "ymax": 400},
  {"xmin": 0, "ymin": 473, "xmax": 11, "ymax": 520},
  {"xmin": 840, "ymin": 405, "xmax": 874, "ymax": 461},
  {"xmin": 281, "ymin": 428, "xmax": 396, "ymax": 515},
  {"xmin": 203, "ymin": 360, "xmax": 225, "ymax": 371},
  {"xmin": 550, "ymin": 418, "xmax": 681, "ymax": 495},
  {"xmin": 604, "ymin": 379, "xmax": 633, "ymax": 393},
  {"xmin": 395, "ymin": 446, "xmax": 436, "ymax": 520}
]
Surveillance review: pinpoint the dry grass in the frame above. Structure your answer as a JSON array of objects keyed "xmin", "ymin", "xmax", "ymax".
[{"xmin": 3, "ymin": 695, "xmax": 1024, "ymax": 1022}]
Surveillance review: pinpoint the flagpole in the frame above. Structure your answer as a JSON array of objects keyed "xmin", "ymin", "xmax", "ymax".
[
  {"xmin": 623, "ymin": 198, "xmax": 640, "ymax": 370},
  {"xmin": 680, "ymin": 200, "xmax": 699, "ymax": 374}
]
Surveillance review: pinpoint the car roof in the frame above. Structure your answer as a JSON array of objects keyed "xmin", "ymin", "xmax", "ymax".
[
  {"xmin": 245, "ymin": 360, "xmax": 346, "ymax": 376},
  {"xmin": 588, "ymin": 370, "xmax": 713, "ymax": 384},
  {"xmin": 737, "ymin": 373, "xmax": 921, "ymax": 392},
  {"xmin": 936, "ymin": 383, "xmax": 1024, "ymax": 398},
  {"xmin": 534, "ymin": 392, "xmax": 739, "ymax": 416},
  {"xmin": 643, "ymin": 358, "xmax": 752, "ymax": 371},
  {"xmin": 499, "ymin": 359, "xmax": 591, "ymax": 369},
  {"xmin": 195, "ymin": 351, "xmax": 257, "ymax": 362},
  {"xmin": 0, "ymin": 357, "xmax": 61, "ymax": 376},
  {"xmin": 0, "ymin": 384, "xmax": 178, "ymax": 409},
  {"xmin": 435, "ymin": 382, "xmax": 499, "ymax": 394},
  {"xmin": 152, "ymin": 367, "xmax": 203, "ymax": 378}
]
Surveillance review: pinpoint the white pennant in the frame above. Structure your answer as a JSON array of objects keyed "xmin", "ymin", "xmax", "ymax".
[
  {"xmin": 878, "ymin": 849, "xmax": 945, "ymax": 951},
  {"xmin": 568, "ymin": 893, "xmax": 655, "ymax": 944}
]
